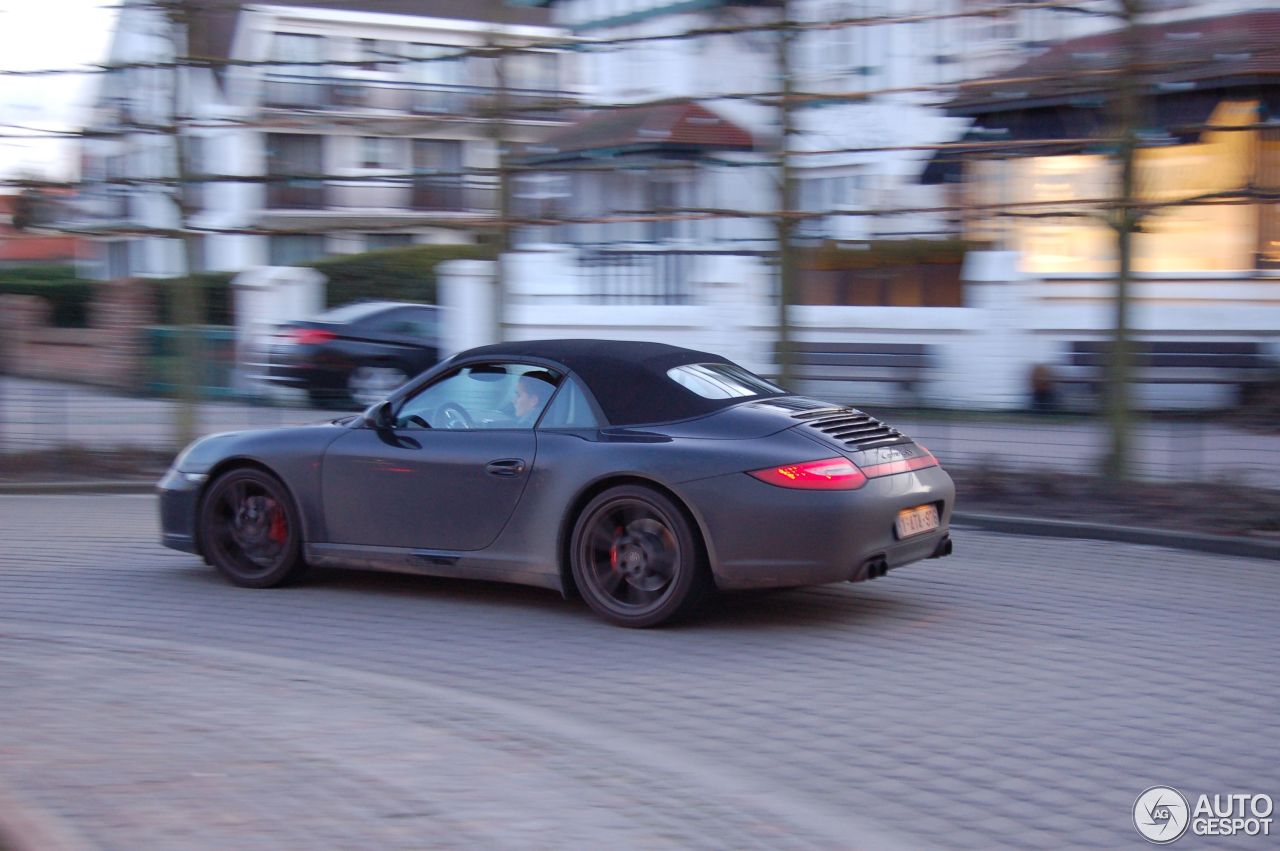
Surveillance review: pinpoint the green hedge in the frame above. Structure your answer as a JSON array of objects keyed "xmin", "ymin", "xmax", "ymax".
[
  {"xmin": 152, "ymin": 243, "xmax": 495, "ymax": 324},
  {"xmin": 0, "ymin": 265, "xmax": 93, "ymax": 327},
  {"xmin": 313, "ymin": 243, "xmax": 494, "ymax": 307},
  {"xmin": 152, "ymin": 272, "xmax": 235, "ymax": 326}
]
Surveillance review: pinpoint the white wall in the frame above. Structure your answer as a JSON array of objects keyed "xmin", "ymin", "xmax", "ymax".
[{"xmin": 444, "ymin": 249, "xmax": 1280, "ymax": 410}]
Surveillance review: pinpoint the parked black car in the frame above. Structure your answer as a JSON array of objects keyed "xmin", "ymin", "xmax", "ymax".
[{"xmin": 253, "ymin": 301, "xmax": 441, "ymax": 408}]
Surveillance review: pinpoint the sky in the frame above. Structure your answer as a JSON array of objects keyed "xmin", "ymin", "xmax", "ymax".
[{"xmin": 0, "ymin": 0, "xmax": 119, "ymax": 182}]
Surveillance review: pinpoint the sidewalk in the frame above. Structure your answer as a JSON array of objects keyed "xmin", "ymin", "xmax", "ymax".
[
  {"xmin": 0, "ymin": 376, "xmax": 330, "ymax": 453},
  {"xmin": 5, "ymin": 376, "xmax": 1280, "ymax": 488}
]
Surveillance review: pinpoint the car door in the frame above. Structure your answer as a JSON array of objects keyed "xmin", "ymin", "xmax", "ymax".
[
  {"xmin": 371, "ymin": 306, "xmax": 440, "ymax": 373},
  {"xmin": 319, "ymin": 362, "xmax": 553, "ymax": 552},
  {"xmin": 344, "ymin": 306, "xmax": 435, "ymax": 364}
]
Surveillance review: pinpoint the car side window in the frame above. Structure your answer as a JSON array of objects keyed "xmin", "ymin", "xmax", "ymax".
[
  {"xmin": 538, "ymin": 376, "xmax": 600, "ymax": 429},
  {"xmin": 365, "ymin": 307, "xmax": 437, "ymax": 338},
  {"xmin": 394, "ymin": 363, "xmax": 559, "ymax": 430}
]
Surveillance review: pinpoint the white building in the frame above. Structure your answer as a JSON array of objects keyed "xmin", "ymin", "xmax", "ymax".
[
  {"xmin": 76, "ymin": 0, "xmax": 567, "ymax": 280},
  {"xmin": 524, "ymin": 0, "xmax": 1280, "ymax": 249},
  {"xmin": 518, "ymin": 0, "xmax": 1114, "ymax": 253},
  {"xmin": 473, "ymin": 0, "xmax": 1280, "ymax": 410}
]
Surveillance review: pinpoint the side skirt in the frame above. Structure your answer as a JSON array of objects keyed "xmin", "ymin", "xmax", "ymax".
[{"xmin": 303, "ymin": 543, "xmax": 563, "ymax": 593}]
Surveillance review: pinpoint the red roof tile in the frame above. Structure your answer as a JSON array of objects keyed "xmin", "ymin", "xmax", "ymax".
[
  {"xmin": 0, "ymin": 196, "xmax": 81, "ymax": 263},
  {"xmin": 0, "ymin": 236, "xmax": 80, "ymax": 263},
  {"xmin": 952, "ymin": 10, "xmax": 1280, "ymax": 112},
  {"xmin": 525, "ymin": 102, "xmax": 755, "ymax": 161}
]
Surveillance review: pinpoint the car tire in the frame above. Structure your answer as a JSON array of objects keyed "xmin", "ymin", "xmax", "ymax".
[
  {"xmin": 199, "ymin": 467, "xmax": 308, "ymax": 589},
  {"xmin": 347, "ymin": 364, "xmax": 408, "ymax": 408},
  {"xmin": 570, "ymin": 484, "xmax": 709, "ymax": 628}
]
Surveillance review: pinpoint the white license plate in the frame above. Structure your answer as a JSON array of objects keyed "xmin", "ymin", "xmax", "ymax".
[{"xmin": 895, "ymin": 504, "xmax": 940, "ymax": 539}]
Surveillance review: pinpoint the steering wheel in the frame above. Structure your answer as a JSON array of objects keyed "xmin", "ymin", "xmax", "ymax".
[{"xmin": 437, "ymin": 402, "xmax": 474, "ymax": 430}]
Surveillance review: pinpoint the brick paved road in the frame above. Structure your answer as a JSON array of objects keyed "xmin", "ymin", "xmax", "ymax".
[{"xmin": 1, "ymin": 495, "xmax": 1277, "ymax": 849}]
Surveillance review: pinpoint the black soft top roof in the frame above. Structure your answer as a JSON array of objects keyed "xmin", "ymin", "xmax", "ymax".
[{"xmin": 459, "ymin": 339, "xmax": 781, "ymax": 426}]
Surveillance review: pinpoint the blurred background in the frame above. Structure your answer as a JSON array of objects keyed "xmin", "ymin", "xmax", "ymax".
[{"xmin": 2, "ymin": 0, "xmax": 1279, "ymax": 530}]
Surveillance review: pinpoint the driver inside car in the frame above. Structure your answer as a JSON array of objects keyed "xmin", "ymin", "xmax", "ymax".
[{"xmin": 511, "ymin": 371, "xmax": 557, "ymax": 427}]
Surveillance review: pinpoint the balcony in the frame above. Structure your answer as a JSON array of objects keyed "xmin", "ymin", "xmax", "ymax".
[
  {"xmin": 410, "ymin": 179, "xmax": 466, "ymax": 212},
  {"xmin": 263, "ymin": 178, "xmax": 490, "ymax": 215},
  {"xmin": 261, "ymin": 74, "xmax": 565, "ymax": 120},
  {"xmin": 265, "ymin": 180, "xmax": 326, "ymax": 210}
]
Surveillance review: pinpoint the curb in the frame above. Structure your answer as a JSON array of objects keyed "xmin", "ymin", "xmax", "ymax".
[
  {"xmin": 953, "ymin": 512, "xmax": 1280, "ymax": 561},
  {"xmin": 0, "ymin": 481, "xmax": 155, "ymax": 495}
]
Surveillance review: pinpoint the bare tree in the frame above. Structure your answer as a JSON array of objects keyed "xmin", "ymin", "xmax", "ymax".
[
  {"xmin": 163, "ymin": 1, "xmax": 208, "ymax": 448},
  {"xmin": 1102, "ymin": 0, "xmax": 1144, "ymax": 481},
  {"xmin": 775, "ymin": 0, "xmax": 798, "ymax": 388}
]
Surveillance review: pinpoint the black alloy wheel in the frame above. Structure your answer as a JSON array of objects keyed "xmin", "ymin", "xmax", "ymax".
[
  {"xmin": 570, "ymin": 484, "xmax": 708, "ymax": 627},
  {"xmin": 200, "ymin": 468, "xmax": 308, "ymax": 588}
]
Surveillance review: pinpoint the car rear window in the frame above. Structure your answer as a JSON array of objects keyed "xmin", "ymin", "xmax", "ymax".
[
  {"xmin": 314, "ymin": 302, "xmax": 403, "ymax": 324},
  {"xmin": 666, "ymin": 363, "xmax": 782, "ymax": 399}
]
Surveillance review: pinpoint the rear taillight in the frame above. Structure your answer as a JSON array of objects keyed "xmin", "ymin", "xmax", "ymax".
[
  {"xmin": 287, "ymin": 328, "xmax": 336, "ymax": 346},
  {"xmin": 748, "ymin": 457, "xmax": 868, "ymax": 490}
]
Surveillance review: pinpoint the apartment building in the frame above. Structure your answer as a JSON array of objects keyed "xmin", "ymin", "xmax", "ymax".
[{"xmin": 77, "ymin": 0, "xmax": 567, "ymax": 279}]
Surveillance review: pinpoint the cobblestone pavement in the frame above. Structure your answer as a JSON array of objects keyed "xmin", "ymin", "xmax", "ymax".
[{"xmin": 0, "ymin": 495, "xmax": 1277, "ymax": 850}]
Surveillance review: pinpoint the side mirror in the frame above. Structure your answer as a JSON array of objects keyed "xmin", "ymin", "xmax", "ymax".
[{"xmin": 364, "ymin": 400, "xmax": 395, "ymax": 430}]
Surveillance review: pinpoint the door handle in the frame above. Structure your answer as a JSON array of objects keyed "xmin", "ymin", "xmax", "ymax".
[{"xmin": 485, "ymin": 458, "xmax": 526, "ymax": 477}]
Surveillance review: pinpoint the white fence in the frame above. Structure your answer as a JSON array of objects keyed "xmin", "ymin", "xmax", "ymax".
[{"xmin": 440, "ymin": 248, "xmax": 1280, "ymax": 411}]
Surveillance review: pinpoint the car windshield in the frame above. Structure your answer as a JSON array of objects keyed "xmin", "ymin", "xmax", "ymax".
[{"xmin": 666, "ymin": 363, "xmax": 782, "ymax": 399}]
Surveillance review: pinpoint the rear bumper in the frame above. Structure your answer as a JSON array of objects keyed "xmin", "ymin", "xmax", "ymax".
[
  {"xmin": 247, "ymin": 345, "xmax": 345, "ymax": 394},
  {"xmin": 255, "ymin": 362, "xmax": 331, "ymax": 391},
  {"xmin": 679, "ymin": 465, "xmax": 956, "ymax": 591}
]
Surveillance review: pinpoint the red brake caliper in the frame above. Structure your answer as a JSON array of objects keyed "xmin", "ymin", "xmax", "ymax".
[
  {"xmin": 609, "ymin": 526, "xmax": 623, "ymax": 570},
  {"xmin": 268, "ymin": 502, "xmax": 287, "ymax": 544}
]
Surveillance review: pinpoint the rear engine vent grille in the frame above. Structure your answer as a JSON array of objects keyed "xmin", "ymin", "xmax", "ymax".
[{"xmin": 794, "ymin": 408, "xmax": 909, "ymax": 450}]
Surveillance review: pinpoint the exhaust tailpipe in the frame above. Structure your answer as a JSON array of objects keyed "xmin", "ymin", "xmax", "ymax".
[{"xmin": 858, "ymin": 556, "xmax": 888, "ymax": 580}]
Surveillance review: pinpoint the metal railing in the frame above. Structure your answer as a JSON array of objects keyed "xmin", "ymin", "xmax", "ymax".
[
  {"xmin": 261, "ymin": 75, "xmax": 566, "ymax": 119},
  {"xmin": 576, "ymin": 248, "xmax": 704, "ymax": 304}
]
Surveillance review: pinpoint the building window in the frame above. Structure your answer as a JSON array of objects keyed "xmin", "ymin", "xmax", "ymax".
[
  {"xmin": 106, "ymin": 241, "xmax": 131, "ymax": 279},
  {"xmin": 513, "ymin": 173, "xmax": 570, "ymax": 243},
  {"xmin": 508, "ymin": 50, "xmax": 558, "ymax": 96},
  {"xmin": 274, "ymin": 32, "xmax": 324, "ymax": 66},
  {"xmin": 269, "ymin": 235, "xmax": 326, "ymax": 266},
  {"xmin": 361, "ymin": 136, "xmax": 400, "ymax": 169},
  {"xmin": 412, "ymin": 139, "xmax": 465, "ymax": 210},
  {"xmin": 268, "ymin": 33, "xmax": 325, "ymax": 107},
  {"xmin": 187, "ymin": 236, "xmax": 206, "ymax": 273},
  {"xmin": 410, "ymin": 44, "xmax": 467, "ymax": 113},
  {"xmin": 265, "ymin": 133, "xmax": 325, "ymax": 208},
  {"xmin": 183, "ymin": 137, "xmax": 204, "ymax": 211},
  {"xmin": 359, "ymin": 38, "xmax": 400, "ymax": 72}
]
